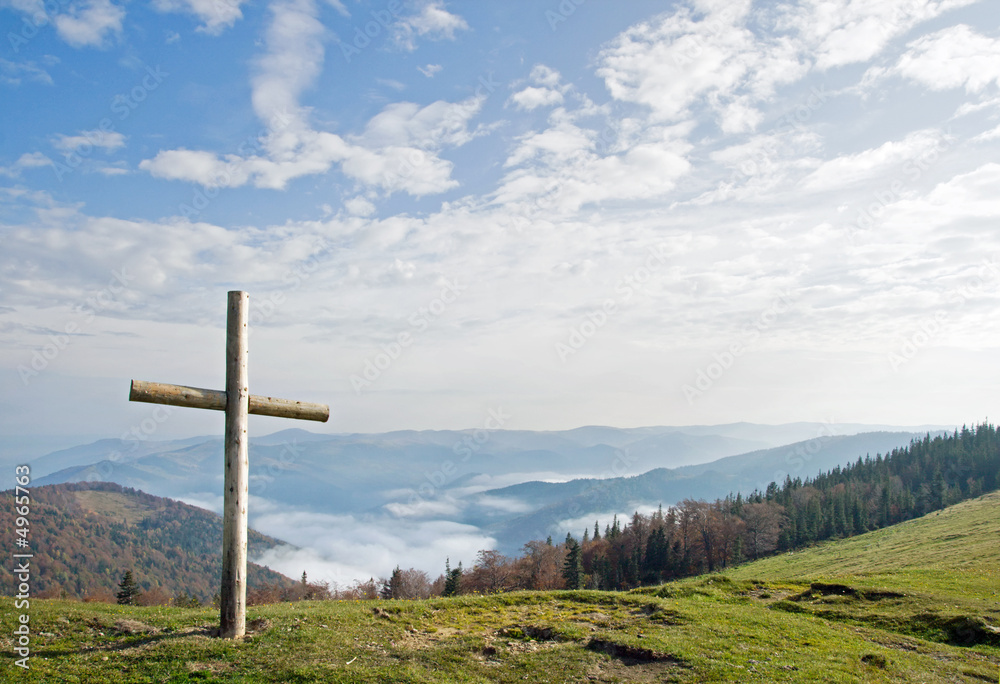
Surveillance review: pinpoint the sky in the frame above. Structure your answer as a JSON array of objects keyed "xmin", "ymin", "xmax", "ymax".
[{"xmin": 2, "ymin": 0, "xmax": 1000, "ymax": 452}]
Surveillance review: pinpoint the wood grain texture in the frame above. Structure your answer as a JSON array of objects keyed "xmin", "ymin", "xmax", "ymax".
[
  {"xmin": 220, "ymin": 290, "xmax": 250, "ymax": 639},
  {"xmin": 129, "ymin": 380, "xmax": 329, "ymax": 422}
]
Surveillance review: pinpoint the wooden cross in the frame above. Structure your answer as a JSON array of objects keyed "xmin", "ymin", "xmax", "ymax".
[{"xmin": 128, "ymin": 291, "xmax": 329, "ymax": 638}]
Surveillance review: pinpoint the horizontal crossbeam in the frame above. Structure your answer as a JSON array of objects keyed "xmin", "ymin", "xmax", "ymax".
[{"xmin": 129, "ymin": 379, "xmax": 329, "ymax": 422}]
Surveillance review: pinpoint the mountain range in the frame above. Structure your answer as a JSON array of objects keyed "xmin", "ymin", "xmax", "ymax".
[
  {"xmin": 0, "ymin": 481, "xmax": 295, "ymax": 602},
  {"xmin": 29, "ymin": 422, "xmax": 949, "ymax": 582}
]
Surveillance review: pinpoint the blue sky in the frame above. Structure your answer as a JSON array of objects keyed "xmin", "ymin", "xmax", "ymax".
[{"xmin": 2, "ymin": 0, "xmax": 1000, "ymax": 449}]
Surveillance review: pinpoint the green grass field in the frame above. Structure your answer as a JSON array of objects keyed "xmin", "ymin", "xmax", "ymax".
[{"xmin": 4, "ymin": 492, "xmax": 999, "ymax": 682}]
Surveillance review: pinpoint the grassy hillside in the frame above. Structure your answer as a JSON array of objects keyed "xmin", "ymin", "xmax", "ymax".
[
  {"xmin": 726, "ymin": 489, "xmax": 1000, "ymax": 602},
  {"xmin": 3, "ymin": 492, "xmax": 999, "ymax": 682}
]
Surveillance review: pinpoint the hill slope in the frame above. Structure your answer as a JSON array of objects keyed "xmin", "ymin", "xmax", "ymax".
[
  {"xmin": 721, "ymin": 489, "xmax": 1000, "ymax": 647},
  {"xmin": 0, "ymin": 482, "xmax": 296, "ymax": 602},
  {"xmin": 4, "ymin": 493, "xmax": 997, "ymax": 682}
]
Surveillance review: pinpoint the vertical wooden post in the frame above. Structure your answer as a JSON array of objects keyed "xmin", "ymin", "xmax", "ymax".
[{"xmin": 220, "ymin": 291, "xmax": 249, "ymax": 639}]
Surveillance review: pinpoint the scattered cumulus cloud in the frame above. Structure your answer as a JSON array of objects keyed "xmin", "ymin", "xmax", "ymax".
[
  {"xmin": 96, "ymin": 163, "xmax": 129, "ymax": 176},
  {"xmin": 52, "ymin": 130, "xmax": 126, "ymax": 153},
  {"xmin": 4, "ymin": 0, "xmax": 1000, "ymax": 463},
  {"xmin": 800, "ymin": 130, "xmax": 945, "ymax": 192},
  {"xmin": 392, "ymin": 1, "xmax": 469, "ymax": 51},
  {"xmin": 343, "ymin": 195, "xmax": 376, "ymax": 216},
  {"xmin": 529, "ymin": 64, "xmax": 561, "ymax": 88},
  {"xmin": 0, "ymin": 58, "xmax": 54, "ymax": 86},
  {"xmin": 596, "ymin": 0, "xmax": 980, "ymax": 129},
  {"xmin": 53, "ymin": 0, "xmax": 125, "ymax": 48},
  {"xmin": 0, "ymin": 152, "xmax": 53, "ymax": 177},
  {"xmin": 418, "ymin": 63, "xmax": 442, "ymax": 78},
  {"xmin": 893, "ymin": 24, "xmax": 1000, "ymax": 92},
  {"xmin": 139, "ymin": 0, "xmax": 478, "ymax": 196},
  {"xmin": 508, "ymin": 86, "xmax": 564, "ymax": 111},
  {"xmin": 151, "ymin": 0, "xmax": 251, "ymax": 34},
  {"xmin": 376, "ymin": 78, "xmax": 407, "ymax": 91},
  {"xmin": 775, "ymin": 0, "xmax": 980, "ymax": 70},
  {"xmin": 972, "ymin": 123, "xmax": 1000, "ymax": 142},
  {"xmin": 595, "ymin": 5, "xmax": 804, "ymax": 129}
]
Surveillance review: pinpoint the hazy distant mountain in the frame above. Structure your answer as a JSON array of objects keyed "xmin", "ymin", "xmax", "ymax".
[
  {"xmin": 29, "ymin": 423, "xmax": 949, "ymax": 579},
  {"xmin": 477, "ymin": 431, "xmax": 939, "ymax": 553}
]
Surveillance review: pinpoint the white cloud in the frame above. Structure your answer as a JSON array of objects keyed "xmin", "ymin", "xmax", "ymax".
[
  {"xmin": 972, "ymin": 123, "xmax": 1000, "ymax": 142},
  {"xmin": 355, "ymin": 98, "xmax": 483, "ymax": 150},
  {"xmin": 418, "ymin": 63, "xmax": 442, "ymax": 78},
  {"xmin": 508, "ymin": 86, "xmax": 564, "ymax": 111},
  {"xmin": 776, "ymin": 0, "xmax": 980, "ymax": 70},
  {"xmin": 0, "ymin": 203, "xmax": 337, "ymax": 314},
  {"xmin": 893, "ymin": 24, "xmax": 1000, "ymax": 92},
  {"xmin": 377, "ymin": 78, "xmax": 406, "ymax": 91},
  {"xmin": 800, "ymin": 130, "xmax": 945, "ymax": 191},
  {"xmin": 0, "ymin": 58, "xmax": 54, "ymax": 86},
  {"xmin": 595, "ymin": 6, "xmax": 804, "ymax": 128},
  {"xmin": 497, "ymin": 118, "xmax": 692, "ymax": 212},
  {"xmin": 250, "ymin": 509, "xmax": 493, "ymax": 586},
  {"xmin": 53, "ymin": 0, "xmax": 125, "ymax": 48},
  {"xmin": 504, "ymin": 121, "xmax": 592, "ymax": 168},
  {"xmin": 52, "ymin": 130, "xmax": 126, "ymax": 153},
  {"xmin": 343, "ymin": 196, "xmax": 376, "ymax": 216},
  {"xmin": 382, "ymin": 499, "xmax": 460, "ymax": 518},
  {"xmin": 509, "ymin": 65, "xmax": 570, "ymax": 111},
  {"xmin": 177, "ymin": 492, "xmax": 224, "ymax": 513},
  {"xmin": 0, "ymin": 152, "xmax": 53, "ymax": 177},
  {"xmin": 529, "ymin": 64, "xmax": 561, "ymax": 88},
  {"xmin": 140, "ymin": 148, "xmax": 251, "ymax": 186},
  {"xmin": 0, "ymin": 0, "xmax": 46, "ymax": 15},
  {"xmin": 474, "ymin": 495, "xmax": 533, "ymax": 514},
  {"xmin": 921, "ymin": 162, "xmax": 1000, "ymax": 214},
  {"xmin": 340, "ymin": 144, "xmax": 458, "ymax": 196},
  {"xmin": 151, "ymin": 0, "xmax": 250, "ymax": 35},
  {"xmin": 9, "ymin": 0, "xmax": 1000, "ymax": 446},
  {"xmin": 595, "ymin": 1, "xmax": 980, "ymax": 131},
  {"xmin": 96, "ymin": 164, "xmax": 128, "ymax": 176},
  {"xmin": 251, "ymin": 0, "xmax": 327, "ymax": 147},
  {"xmin": 15, "ymin": 152, "xmax": 53, "ymax": 168},
  {"xmin": 393, "ymin": 1, "xmax": 468, "ymax": 51},
  {"xmin": 140, "ymin": 0, "xmax": 478, "ymax": 196}
]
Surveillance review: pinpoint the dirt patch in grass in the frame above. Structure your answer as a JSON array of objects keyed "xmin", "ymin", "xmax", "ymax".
[
  {"xmin": 792, "ymin": 582, "xmax": 906, "ymax": 602},
  {"xmin": 908, "ymin": 613, "xmax": 1000, "ymax": 647},
  {"xmin": 860, "ymin": 652, "xmax": 889, "ymax": 668},
  {"xmin": 112, "ymin": 619, "xmax": 158, "ymax": 635},
  {"xmin": 398, "ymin": 625, "xmax": 461, "ymax": 649},
  {"xmin": 497, "ymin": 624, "xmax": 561, "ymax": 641},
  {"xmin": 246, "ymin": 617, "xmax": 271, "ymax": 633},
  {"xmin": 586, "ymin": 637, "xmax": 687, "ymax": 665},
  {"xmin": 584, "ymin": 655, "xmax": 689, "ymax": 683}
]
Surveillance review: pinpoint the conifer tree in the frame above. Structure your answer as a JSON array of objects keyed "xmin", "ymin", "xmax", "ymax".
[
  {"xmin": 443, "ymin": 558, "xmax": 462, "ymax": 597},
  {"xmin": 116, "ymin": 571, "xmax": 139, "ymax": 605},
  {"xmin": 389, "ymin": 566, "xmax": 403, "ymax": 599},
  {"xmin": 562, "ymin": 538, "xmax": 584, "ymax": 589}
]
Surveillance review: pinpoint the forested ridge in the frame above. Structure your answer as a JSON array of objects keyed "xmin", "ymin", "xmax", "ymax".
[
  {"xmin": 0, "ymin": 481, "xmax": 295, "ymax": 602},
  {"xmin": 7, "ymin": 424, "xmax": 999, "ymax": 604},
  {"xmin": 438, "ymin": 423, "xmax": 1000, "ymax": 595}
]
